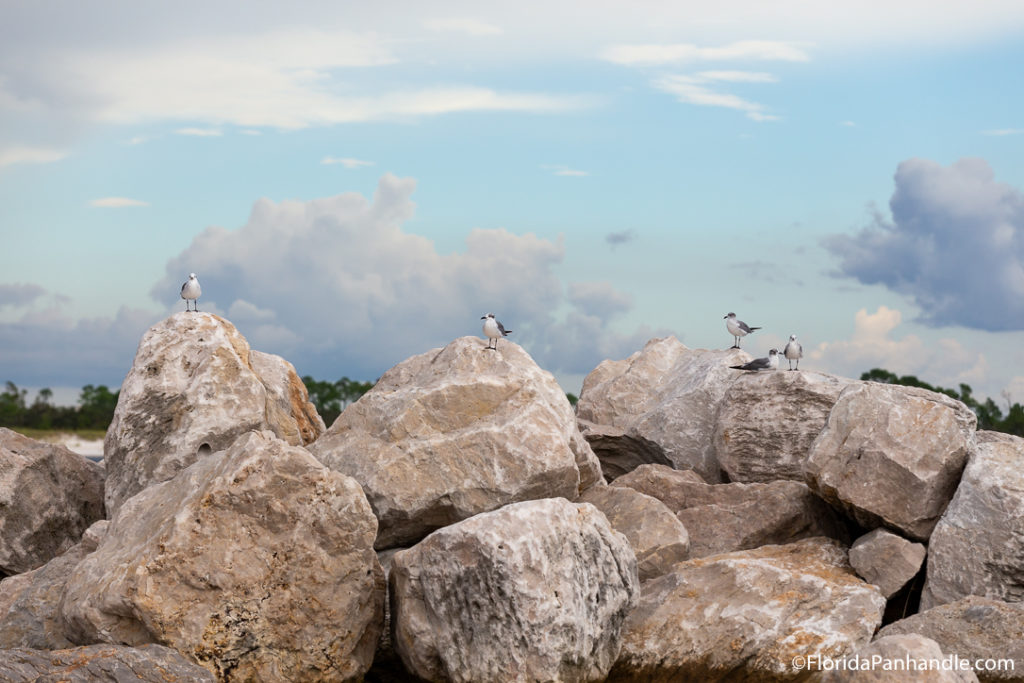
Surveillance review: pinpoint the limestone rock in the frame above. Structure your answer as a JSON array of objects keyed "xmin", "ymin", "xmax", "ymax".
[
  {"xmin": 308, "ymin": 336, "xmax": 601, "ymax": 550},
  {"xmin": 0, "ymin": 521, "xmax": 107, "ymax": 649},
  {"xmin": 848, "ymin": 528, "xmax": 926, "ymax": 599},
  {"xmin": 922, "ymin": 431, "xmax": 1024, "ymax": 610},
  {"xmin": 576, "ymin": 336, "xmax": 752, "ymax": 482},
  {"xmin": 0, "ymin": 428, "xmax": 105, "ymax": 575},
  {"xmin": 805, "ymin": 382, "xmax": 977, "ymax": 540},
  {"xmin": 878, "ymin": 596, "xmax": 1024, "ymax": 682},
  {"xmin": 103, "ymin": 312, "xmax": 325, "ymax": 515},
  {"xmin": 608, "ymin": 538, "xmax": 886, "ymax": 682},
  {"xmin": 714, "ymin": 371, "xmax": 856, "ymax": 483},
  {"xmin": 810, "ymin": 634, "xmax": 979, "ymax": 682},
  {"xmin": 0, "ymin": 644, "xmax": 215, "ymax": 682},
  {"xmin": 579, "ymin": 484, "xmax": 690, "ymax": 582},
  {"xmin": 390, "ymin": 498, "xmax": 639, "ymax": 683},
  {"xmin": 62, "ymin": 431, "xmax": 384, "ymax": 682},
  {"xmin": 613, "ymin": 463, "xmax": 849, "ymax": 558}
]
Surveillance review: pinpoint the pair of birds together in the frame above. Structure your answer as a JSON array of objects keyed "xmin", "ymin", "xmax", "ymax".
[{"xmin": 724, "ymin": 312, "xmax": 802, "ymax": 372}]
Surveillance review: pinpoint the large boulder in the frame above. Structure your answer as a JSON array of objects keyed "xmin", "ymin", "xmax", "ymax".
[
  {"xmin": 390, "ymin": 498, "xmax": 639, "ymax": 683},
  {"xmin": 0, "ymin": 428, "xmax": 105, "ymax": 575},
  {"xmin": 848, "ymin": 528, "xmax": 926, "ymax": 599},
  {"xmin": 922, "ymin": 431, "xmax": 1024, "ymax": 610},
  {"xmin": 613, "ymin": 464, "xmax": 849, "ymax": 558},
  {"xmin": 103, "ymin": 312, "xmax": 325, "ymax": 515},
  {"xmin": 878, "ymin": 596, "xmax": 1024, "ymax": 682},
  {"xmin": 307, "ymin": 336, "xmax": 601, "ymax": 550},
  {"xmin": 576, "ymin": 336, "xmax": 750, "ymax": 482},
  {"xmin": 0, "ymin": 644, "xmax": 215, "ymax": 682},
  {"xmin": 810, "ymin": 634, "xmax": 979, "ymax": 682},
  {"xmin": 62, "ymin": 431, "xmax": 384, "ymax": 682},
  {"xmin": 805, "ymin": 382, "xmax": 977, "ymax": 541},
  {"xmin": 608, "ymin": 538, "xmax": 886, "ymax": 681},
  {"xmin": 714, "ymin": 371, "xmax": 856, "ymax": 483}
]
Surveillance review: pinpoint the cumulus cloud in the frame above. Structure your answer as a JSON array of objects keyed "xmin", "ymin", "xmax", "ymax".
[
  {"xmin": 0, "ymin": 283, "xmax": 47, "ymax": 309},
  {"xmin": 825, "ymin": 158, "xmax": 1024, "ymax": 331}
]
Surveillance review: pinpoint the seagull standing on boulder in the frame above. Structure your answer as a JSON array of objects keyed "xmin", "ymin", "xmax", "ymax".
[
  {"xmin": 181, "ymin": 273, "xmax": 201, "ymax": 312},
  {"xmin": 481, "ymin": 313, "xmax": 512, "ymax": 350},
  {"xmin": 730, "ymin": 349, "xmax": 779, "ymax": 372},
  {"xmin": 724, "ymin": 312, "xmax": 760, "ymax": 349},
  {"xmin": 783, "ymin": 334, "xmax": 803, "ymax": 371}
]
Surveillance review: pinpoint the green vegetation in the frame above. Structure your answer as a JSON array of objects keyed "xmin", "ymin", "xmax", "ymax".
[
  {"xmin": 301, "ymin": 376, "xmax": 375, "ymax": 426},
  {"xmin": 860, "ymin": 368, "xmax": 1024, "ymax": 436},
  {"xmin": 0, "ymin": 381, "xmax": 119, "ymax": 432}
]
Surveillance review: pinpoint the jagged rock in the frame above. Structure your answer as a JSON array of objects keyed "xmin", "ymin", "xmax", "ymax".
[
  {"xmin": 613, "ymin": 463, "xmax": 848, "ymax": 558},
  {"xmin": 0, "ymin": 644, "xmax": 215, "ymax": 682},
  {"xmin": 579, "ymin": 484, "xmax": 690, "ymax": 582},
  {"xmin": 878, "ymin": 596, "xmax": 1024, "ymax": 682},
  {"xmin": 62, "ymin": 431, "xmax": 384, "ymax": 682},
  {"xmin": 805, "ymin": 382, "xmax": 977, "ymax": 541},
  {"xmin": 608, "ymin": 538, "xmax": 886, "ymax": 682},
  {"xmin": 848, "ymin": 528, "xmax": 926, "ymax": 599},
  {"xmin": 576, "ymin": 336, "xmax": 751, "ymax": 482},
  {"xmin": 714, "ymin": 371, "xmax": 856, "ymax": 483},
  {"xmin": 922, "ymin": 431, "xmax": 1024, "ymax": 610},
  {"xmin": 390, "ymin": 498, "xmax": 639, "ymax": 683},
  {"xmin": 308, "ymin": 336, "xmax": 602, "ymax": 550},
  {"xmin": 0, "ymin": 521, "xmax": 107, "ymax": 649},
  {"xmin": 810, "ymin": 634, "xmax": 979, "ymax": 682},
  {"xmin": 0, "ymin": 428, "xmax": 105, "ymax": 575},
  {"xmin": 103, "ymin": 312, "xmax": 325, "ymax": 515}
]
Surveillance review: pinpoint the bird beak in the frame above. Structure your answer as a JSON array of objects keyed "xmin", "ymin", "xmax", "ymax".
[{"xmin": 480, "ymin": 316, "xmax": 486, "ymax": 320}]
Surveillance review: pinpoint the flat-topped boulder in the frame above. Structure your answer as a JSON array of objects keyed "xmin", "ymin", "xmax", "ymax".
[
  {"xmin": 103, "ymin": 312, "xmax": 324, "ymax": 515},
  {"xmin": 308, "ymin": 336, "xmax": 602, "ymax": 549}
]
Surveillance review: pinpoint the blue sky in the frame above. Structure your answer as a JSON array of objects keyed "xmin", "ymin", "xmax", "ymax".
[{"xmin": 2, "ymin": 0, "xmax": 1024, "ymax": 406}]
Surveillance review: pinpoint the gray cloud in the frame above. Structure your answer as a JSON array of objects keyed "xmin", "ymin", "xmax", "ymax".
[
  {"xmin": 605, "ymin": 229, "xmax": 637, "ymax": 247},
  {"xmin": 825, "ymin": 157, "xmax": 1024, "ymax": 331},
  {"xmin": 0, "ymin": 283, "xmax": 47, "ymax": 308}
]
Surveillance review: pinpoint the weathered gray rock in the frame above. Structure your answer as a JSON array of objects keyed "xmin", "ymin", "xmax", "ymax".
[
  {"xmin": 308, "ymin": 336, "xmax": 602, "ymax": 550},
  {"xmin": 579, "ymin": 484, "xmax": 690, "ymax": 582},
  {"xmin": 811, "ymin": 634, "xmax": 979, "ymax": 682},
  {"xmin": 390, "ymin": 498, "xmax": 639, "ymax": 683},
  {"xmin": 103, "ymin": 312, "xmax": 325, "ymax": 515},
  {"xmin": 576, "ymin": 336, "xmax": 751, "ymax": 482},
  {"xmin": 0, "ymin": 428, "xmax": 105, "ymax": 575},
  {"xmin": 62, "ymin": 431, "xmax": 384, "ymax": 682},
  {"xmin": 0, "ymin": 521, "xmax": 107, "ymax": 649},
  {"xmin": 714, "ymin": 371, "xmax": 856, "ymax": 483},
  {"xmin": 0, "ymin": 644, "xmax": 216, "ymax": 682},
  {"xmin": 922, "ymin": 431, "xmax": 1024, "ymax": 610},
  {"xmin": 878, "ymin": 596, "xmax": 1024, "ymax": 682},
  {"xmin": 608, "ymin": 538, "xmax": 886, "ymax": 682},
  {"xmin": 805, "ymin": 382, "xmax": 977, "ymax": 540},
  {"xmin": 613, "ymin": 463, "xmax": 849, "ymax": 558},
  {"xmin": 848, "ymin": 528, "xmax": 926, "ymax": 599}
]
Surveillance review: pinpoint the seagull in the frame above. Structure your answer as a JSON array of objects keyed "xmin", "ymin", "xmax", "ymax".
[
  {"xmin": 783, "ymin": 334, "xmax": 803, "ymax": 371},
  {"xmin": 724, "ymin": 312, "xmax": 761, "ymax": 349},
  {"xmin": 481, "ymin": 313, "xmax": 512, "ymax": 350},
  {"xmin": 730, "ymin": 349, "xmax": 779, "ymax": 372},
  {"xmin": 181, "ymin": 273, "xmax": 201, "ymax": 312}
]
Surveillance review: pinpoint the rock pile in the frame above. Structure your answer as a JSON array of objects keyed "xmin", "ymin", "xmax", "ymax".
[{"xmin": 1, "ymin": 322, "xmax": 1023, "ymax": 682}]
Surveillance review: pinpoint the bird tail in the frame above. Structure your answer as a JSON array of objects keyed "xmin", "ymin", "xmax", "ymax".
[
  {"xmin": 504, "ymin": 330, "xmax": 513, "ymax": 335},
  {"xmin": 749, "ymin": 327, "xmax": 762, "ymax": 332},
  {"xmin": 729, "ymin": 365, "xmax": 744, "ymax": 369}
]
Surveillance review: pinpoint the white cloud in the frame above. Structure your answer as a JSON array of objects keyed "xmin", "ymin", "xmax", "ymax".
[
  {"xmin": 88, "ymin": 197, "xmax": 150, "ymax": 208},
  {"xmin": 981, "ymin": 128, "xmax": 1024, "ymax": 136},
  {"xmin": 175, "ymin": 127, "xmax": 222, "ymax": 137},
  {"xmin": 695, "ymin": 70, "xmax": 779, "ymax": 83},
  {"xmin": 602, "ymin": 40, "xmax": 810, "ymax": 66},
  {"xmin": 542, "ymin": 164, "xmax": 589, "ymax": 176},
  {"xmin": 322, "ymin": 157, "xmax": 375, "ymax": 169},
  {"xmin": 425, "ymin": 18, "xmax": 503, "ymax": 36},
  {"xmin": 0, "ymin": 146, "xmax": 68, "ymax": 167},
  {"xmin": 653, "ymin": 74, "xmax": 778, "ymax": 121}
]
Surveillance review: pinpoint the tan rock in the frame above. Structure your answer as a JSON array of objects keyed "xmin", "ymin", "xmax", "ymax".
[
  {"xmin": 103, "ymin": 312, "xmax": 325, "ymax": 515},
  {"xmin": 0, "ymin": 644, "xmax": 216, "ymax": 683},
  {"xmin": 62, "ymin": 431, "xmax": 384, "ymax": 682},
  {"xmin": 308, "ymin": 336, "xmax": 601, "ymax": 549},
  {"xmin": 390, "ymin": 498, "xmax": 639, "ymax": 683},
  {"xmin": 849, "ymin": 528, "xmax": 926, "ymax": 599}
]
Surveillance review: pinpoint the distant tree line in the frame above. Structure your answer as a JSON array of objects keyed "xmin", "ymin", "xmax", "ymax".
[
  {"xmin": 861, "ymin": 368, "xmax": 1024, "ymax": 436},
  {"xmin": 302, "ymin": 376, "xmax": 376, "ymax": 426},
  {"xmin": 0, "ymin": 381, "xmax": 119, "ymax": 431}
]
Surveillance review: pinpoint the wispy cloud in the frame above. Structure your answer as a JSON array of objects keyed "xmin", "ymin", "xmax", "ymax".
[
  {"xmin": 0, "ymin": 146, "xmax": 68, "ymax": 167},
  {"xmin": 605, "ymin": 229, "xmax": 637, "ymax": 247},
  {"xmin": 322, "ymin": 157, "xmax": 375, "ymax": 169},
  {"xmin": 89, "ymin": 197, "xmax": 150, "ymax": 208},
  {"xmin": 841, "ymin": 120, "xmax": 857, "ymax": 127},
  {"xmin": 981, "ymin": 128, "xmax": 1024, "ymax": 136},
  {"xmin": 695, "ymin": 71, "xmax": 778, "ymax": 83},
  {"xmin": 602, "ymin": 40, "xmax": 810, "ymax": 67},
  {"xmin": 542, "ymin": 164, "xmax": 589, "ymax": 177},
  {"xmin": 175, "ymin": 127, "xmax": 223, "ymax": 137},
  {"xmin": 424, "ymin": 18, "xmax": 502, "ymax": 36},
  {"xmin": 653, "ymin": 74, "xmax": 779, "ymax": 121}
]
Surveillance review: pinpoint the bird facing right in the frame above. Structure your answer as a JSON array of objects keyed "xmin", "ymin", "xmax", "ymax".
[{"xmin": 783, "ymin": 334, "xmax": 803, "ymax": 371}]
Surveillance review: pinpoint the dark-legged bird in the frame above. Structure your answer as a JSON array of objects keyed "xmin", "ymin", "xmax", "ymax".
[
  {"xmin": 181, "ymin": 273, "xmax": 201, "ymax": 312},
  {"xmin": 783, "ymin": 334, "xmax": 803, "ymax": 371},
  {"xmin": 724, "ymin": 312, "xmax": 760, "ymax": 349},
  {"xmin": 730, "ymin": 348, "xmax": 779, "ymax": 372},
  {"xmin": 481, "ymin": 313, "xmax": 512, "ymax": 350}
]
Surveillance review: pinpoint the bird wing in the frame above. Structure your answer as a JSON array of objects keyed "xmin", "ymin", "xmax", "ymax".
[
  {"xmin": 497, "ymin": 321, "xmax": 510, "ymax": 336},
  {"xmin": 180, "ymin": 281, "xmax": 188, "ymax": 296},
  {"xmin": 740, "ymin": 357, "xmax": 771, "ymax": 371},
  {"xmin": 738, "ymin": 320, "xmax": 754, "ymax": 333}
]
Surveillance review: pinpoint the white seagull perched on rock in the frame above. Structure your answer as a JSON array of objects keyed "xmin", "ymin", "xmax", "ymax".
[
  {"xmin": 730, "ymin": 348, "xmax": 779, "ymax": 372},
  {"xmin": 181, "ymin": 273, "xmax": 201, "ymax": 312},
  {"xmin": 783, "ymin": 334, "xmax": 803, "ymax": 371},
  {"xmin": 724, "ymin": 312, "xmax": 760, "ymax": 349},
  {"xmin": 481, "ymin": 313, "xmax": 512, "ymax": 350}
]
